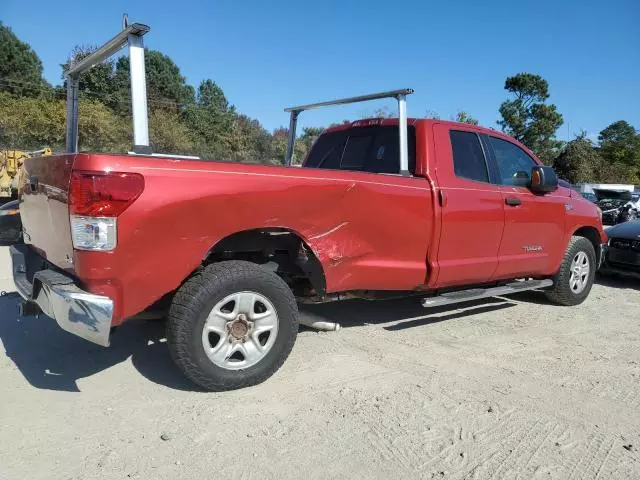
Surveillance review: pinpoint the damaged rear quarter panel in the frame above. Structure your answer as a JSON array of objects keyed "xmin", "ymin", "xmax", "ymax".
[{"xmin": 73, "ymin": 155, "xmax": 434, "ymax": 323}]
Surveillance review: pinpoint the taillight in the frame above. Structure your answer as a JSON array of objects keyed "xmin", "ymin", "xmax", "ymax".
[
  {"xmin": 69, "ymin": 171, "xmax": 144, "ymax": 216},
  {"xmin": 69, "ymin": 171, "xmax": 144, "ymax": 251},
  {"xmin": 71, "ymin": 216, "xmax": 117, "ymax": 250}
]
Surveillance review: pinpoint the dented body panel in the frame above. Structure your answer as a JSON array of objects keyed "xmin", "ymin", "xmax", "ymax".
[
  {"xmin": 24, "ymin": 153, "xmax": 435, "ymax": 324},
  {"xmin": 20, "ymin": 119, "xmax": 606, "ymax": 326}
]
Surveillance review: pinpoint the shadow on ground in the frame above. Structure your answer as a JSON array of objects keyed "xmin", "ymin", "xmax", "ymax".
[
  {"xmin": 0, "ymin": 293, "xmax": 200, "ymax": 393},
  {"xmin": 596, "ymin": 273, "xmax": 640, "ymax": 290},
  {"xmin": 299, "ymin": 295, "xmax": 519, "ymax": 332},
  {"xmin": 1, "ymin": 289, "xmax": 540, "ymax": 393}
]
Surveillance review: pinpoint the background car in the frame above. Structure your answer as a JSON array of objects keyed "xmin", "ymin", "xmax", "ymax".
[
  {"xmin": 600, "ymin": 220, "xmax": 640, "ymax": 280},
  {"xmin": 581, "ymin": 192, "xmax": 597, "ymax": 203},
  {"xmin": 594, "ymin": 188, "xmax": 640, "ymax": 225},
  {"xmin": 0, "ymin": 200, "xmax": 22, "ymax": 245}
]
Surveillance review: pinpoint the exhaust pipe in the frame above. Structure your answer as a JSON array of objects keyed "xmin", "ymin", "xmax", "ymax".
[{"xmin": 298, "ymin": 317, "xmax": 341, "ymax": 332}]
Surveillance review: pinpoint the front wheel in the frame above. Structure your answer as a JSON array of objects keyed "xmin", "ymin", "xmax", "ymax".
[
  {"xmin": 545, "ymin": 236, "xmax": 596, "ymax": 306},
  {"xmin": 167, "ymin": 261, "xmax": 298, "ymax": 391}
]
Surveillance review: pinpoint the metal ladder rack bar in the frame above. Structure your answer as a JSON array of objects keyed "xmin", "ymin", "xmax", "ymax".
[
  {"xmin": 283, "ymin": 88, "xmax": 415, "ymax": 174},
  {"xmin": 65, "ymin": 20, "xmax": 150, "ymax": 153}
]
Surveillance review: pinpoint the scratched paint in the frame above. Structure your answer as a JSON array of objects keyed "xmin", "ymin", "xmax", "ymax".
[{"xmin": 309, "ymin": 222, "xmax": 349, "ymax": 240}]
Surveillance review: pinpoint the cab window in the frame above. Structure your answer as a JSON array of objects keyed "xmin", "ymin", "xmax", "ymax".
[
  {"xmin": 489, "ymin": 136, "xmax": 537, "ymax": 186},
  {"xmin": 303, "ymin": 126, "xmax": 416, "ymax": 174},
  {"xmin": 449, "ymin": 130, "xmax": 489, "ymax": 183}
]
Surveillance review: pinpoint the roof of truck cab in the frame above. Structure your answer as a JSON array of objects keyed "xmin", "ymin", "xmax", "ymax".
[{"xmin": 324, "ymin": 118, "xmax": 501, "ymax": 136}]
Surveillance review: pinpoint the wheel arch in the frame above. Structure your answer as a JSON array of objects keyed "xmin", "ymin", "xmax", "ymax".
[
  {"xmin": 572, "ymin": 226, "xmax": 603, "ymax": 265},
  {"xmin": 202, "ymin": 227, "xmax": 327, "ymax": 298}
]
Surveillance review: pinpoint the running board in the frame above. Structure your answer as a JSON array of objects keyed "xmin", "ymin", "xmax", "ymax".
[{"xmin": 421, "ymin": 279, "xmax": 553, "ymax": 308}]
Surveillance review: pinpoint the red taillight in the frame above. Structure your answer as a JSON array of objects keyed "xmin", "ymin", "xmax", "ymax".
[{"xmin": 69, "ymin": 171, "xmax": 144, "ymax": 217}]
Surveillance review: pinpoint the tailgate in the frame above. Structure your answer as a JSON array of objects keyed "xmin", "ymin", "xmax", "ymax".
[{"xmin": 20, "ymin": 153, "xmax": 76, "ymax": 272}]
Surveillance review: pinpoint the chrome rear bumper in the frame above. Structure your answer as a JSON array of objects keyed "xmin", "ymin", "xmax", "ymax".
[{"xmin": 10, "ymin": 245, "xmax": 113, "ymax": 347}]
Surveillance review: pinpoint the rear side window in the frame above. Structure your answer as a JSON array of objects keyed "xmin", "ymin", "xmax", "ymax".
[
  {"xmin": 450, "ymin": 130, "xmax": 489, "ymax": 183},
  {"xmin": 303, "ymin": 126, "xmax": 416, "ymax": 174}
]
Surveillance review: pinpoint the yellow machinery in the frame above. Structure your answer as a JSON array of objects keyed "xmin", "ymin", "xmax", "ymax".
[{"xmin": 0, "ymin": 148, "xmax": 52, "ymax": 197}]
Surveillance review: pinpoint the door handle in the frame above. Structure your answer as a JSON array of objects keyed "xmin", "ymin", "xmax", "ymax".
[{"xmin": 505, "ymin": 197, "xmax": 521, "ymax": 206}]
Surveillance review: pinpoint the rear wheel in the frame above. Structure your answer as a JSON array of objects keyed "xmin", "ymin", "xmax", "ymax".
[
  {"xmin": 545, "ymin": 236, "xmax": 596, "ymax": 306},
  {"xmin": 167, "ymin": 261, "xmax": 298, "ymax": 391}
]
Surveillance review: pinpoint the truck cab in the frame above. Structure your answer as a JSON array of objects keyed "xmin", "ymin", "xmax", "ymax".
[{"xmin": 302, "ymin": 117, "xmax": 605, "ymax": 288}]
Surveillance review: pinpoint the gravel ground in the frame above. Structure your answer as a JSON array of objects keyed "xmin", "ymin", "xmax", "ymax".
[{"xmin": 1, "ymin": 245, "xmax": 639, "ymax": 479}]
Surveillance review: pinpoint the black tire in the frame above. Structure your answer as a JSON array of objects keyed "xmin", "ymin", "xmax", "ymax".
[
  {"xmin": 545, "ymin": 236, "xmax": 596, "ymax": 306},
  {"xmin": 167, "ymin": 261, "xmax": 298, "ymax": 391}
]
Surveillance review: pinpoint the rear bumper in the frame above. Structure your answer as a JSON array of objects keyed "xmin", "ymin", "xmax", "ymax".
[{"xmin": 10, "ymin": 245, "xmax": 113, "ymax": 347}]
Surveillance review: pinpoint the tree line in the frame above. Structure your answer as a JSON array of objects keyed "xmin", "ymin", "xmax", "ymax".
[{"xmin": 1, "ymin": 23, "xmax": 638, "ymax": 182}]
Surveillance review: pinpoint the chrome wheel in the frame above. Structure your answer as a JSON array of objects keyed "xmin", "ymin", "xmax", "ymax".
[
  {"xmin": 569, "ymin": 251, "xmax": 590, "ymax": 294},
  {"xmin": 201, "ymin": 291, "xmax": 279, "ymax": 370}
]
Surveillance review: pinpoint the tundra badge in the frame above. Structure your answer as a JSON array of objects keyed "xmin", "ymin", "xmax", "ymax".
[{"xmin": 523, "ymin": 245, "xmax": 543, "ymax": 252}]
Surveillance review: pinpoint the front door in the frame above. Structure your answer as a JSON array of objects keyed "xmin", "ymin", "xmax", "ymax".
[
  {"xmin": 486, "ymin": 135, "xmax": 566, "ymax": 278},
  {"xmin": 433, "ymin": 125, "xmax": 505, "ymax": 287}
]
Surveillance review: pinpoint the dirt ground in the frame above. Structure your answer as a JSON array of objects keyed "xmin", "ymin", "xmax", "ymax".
[{"xmin": 1, "ymin": 246, "xmax": 639, "ymax": 480}]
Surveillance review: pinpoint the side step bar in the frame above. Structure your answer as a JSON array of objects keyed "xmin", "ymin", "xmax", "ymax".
[{"xmin": 421, "ymin": 279, "xmax": 553, "ymax": 308}]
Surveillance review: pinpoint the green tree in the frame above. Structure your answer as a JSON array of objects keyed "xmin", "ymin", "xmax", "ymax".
[
  {"xmin": 228, "ymin": 114, "xmax": 273, "ymax": 163},
  {"xmin": 61, "ymin": 45, "xmax": 116, "ymax": 104},
  {"xmin": 553, "ymin": 133, "xmax": 602, "ymax": 183},
  {"xmin": 77, "ymin": 100, "xmax": 130, "ymax": 152},
  {"xmin": 113, "ymin": 50, "xmax": 195, "ymax": 114},
  {"xmin": 0, "ymin": 92, "xmax": 128, "ymax": 152},
  {"xmin": 270, "ymin": 127, "xmax": 289, "ymax": 164},
  {"xmin": 0, "ymin": 91, "xmax": 65, "ymax": 148},
  {"xmin": 454, "ymin": 111, "xmax": 479, "ymax": 125},
  {"xmin": 595, "ymin": 159, "xmax": 634, "ymax": 183},
  {"xmin": 270, "ymin": 127, "xmax": 307, "ymax": 165},
  {"xmin": 498, "ymin": 73, "xmax": 563, "ymax": 163},
  {"xmin": 296, "ymin": 126, "xmax": 324, "ymax": 160},
  {"xmin": 0, "ymin": 23, "xmax": 49, "ymax": 96},
  {"xmin": 186, "ymin": 79, "xmax": 236, "ymax": 157},
  {"xmin": 598, "ymin": 120, "xmax": 640, "ymax": 171},
  {"xmin": 148, "ymin": 110, "xmax": 195, "ymax": 155}
]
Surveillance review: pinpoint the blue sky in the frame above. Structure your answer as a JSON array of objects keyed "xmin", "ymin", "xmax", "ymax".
[{"xmin": 3, "ymin": 0, "xmax": 639, "ymax": 140}]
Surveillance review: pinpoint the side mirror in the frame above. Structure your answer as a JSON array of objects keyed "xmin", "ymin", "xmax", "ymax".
[{"xmin": 530, "ymin": 165, "xmax": 558, "ymax": 193}]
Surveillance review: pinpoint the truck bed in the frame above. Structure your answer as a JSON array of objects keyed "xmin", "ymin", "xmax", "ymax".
[{"xmin": 20, "ymin": 152, "xmax": 435, "ymax": 324}]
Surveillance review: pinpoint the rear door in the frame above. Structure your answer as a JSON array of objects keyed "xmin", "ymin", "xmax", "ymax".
[
  {"xmin": 432, "ymin": 125, "xmax": 505, "ymax": 287},
  {"xmin": 486, "ymin": 135, "xmax": 566, "ymax": 278},
  {"xmin": 20, "ymin": 154, "xmax": 76, "ymax": 272},
  {"xmin": 302, "ymin": 123, "xmax": 432, "ymax": 291}
]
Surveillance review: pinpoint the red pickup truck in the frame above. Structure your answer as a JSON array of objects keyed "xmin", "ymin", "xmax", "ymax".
[{"xmin": 11, "ymin": 115, "xmax": 606, "ymax": 391}]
